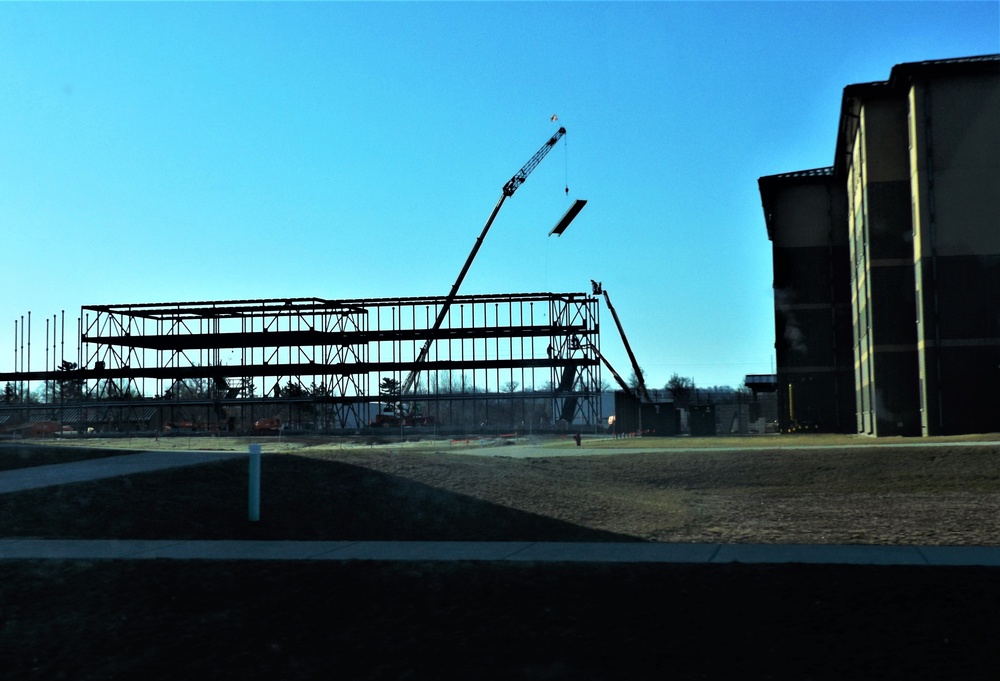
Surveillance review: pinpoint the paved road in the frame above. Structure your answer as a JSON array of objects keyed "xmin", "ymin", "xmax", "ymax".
[
  {"xmin": 0, "ymin": 450, "xmax": 247, "ymax": 494},
  {"xmin": 465, "ymin": 438, "xmax": 1000, "ymax": 458}
]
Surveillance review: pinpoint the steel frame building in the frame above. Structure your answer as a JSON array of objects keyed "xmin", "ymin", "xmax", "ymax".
[{"xmin": 1, "ymin": 292, "xmax": 603, "ymax": 433}]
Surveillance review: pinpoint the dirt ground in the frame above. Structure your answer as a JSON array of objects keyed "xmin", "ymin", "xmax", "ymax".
[
  {"xmin": 3, "ymin": 437, "xmax": 1000, "ymax": 679},
  {"xmin": 6, "ymin": 435, "xmax": 1000, "ymax": 545},
  {"xmin": 301, "ymin": 439, "xmax": 1000, "ymax": 546}
]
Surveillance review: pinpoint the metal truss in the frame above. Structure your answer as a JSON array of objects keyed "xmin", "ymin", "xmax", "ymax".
[
  {"xmin": 79, "ymin": 298, "xmax": 369, "ymax": 428},
  {"xmin": 1, "ymin": 292, "xmax": 603, "ymax": 432}
]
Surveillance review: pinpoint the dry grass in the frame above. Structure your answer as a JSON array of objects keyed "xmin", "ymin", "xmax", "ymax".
[
  {"xmin": 3, "ymin": 435, "xmax": 1000, "ymax": 679},
  {"xmin": 17, "ymin": 429, "xmax": 1000, "ymax": 453},
  {"xmin": 3, "ymin": 435, "xmax": 999, "ymax": 545}
]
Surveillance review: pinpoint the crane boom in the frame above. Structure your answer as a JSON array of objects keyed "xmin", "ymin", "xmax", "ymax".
[
  {"xmin": 503, "ymin": 127, "xmax": 566, "ymax": 196},
  {"xmin": 582, "ymin": 342, "xmax": 634, "ymax": 398},
  {"xmin": 602, "ymin": 289, "xmax": 651, "ymax": 402},
  {"xmin": 400, "ymin": 127, "xmax": 567, "ymax": 399}
]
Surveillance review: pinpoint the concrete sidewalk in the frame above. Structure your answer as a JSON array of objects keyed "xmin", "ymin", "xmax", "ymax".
[
  {"xmin": 0, "ymin": 450, "xmax": 247, "ymax": 494},
  {"xmin": 2, "ymin": 538, "xmax": 1000, "ymax": 566}
]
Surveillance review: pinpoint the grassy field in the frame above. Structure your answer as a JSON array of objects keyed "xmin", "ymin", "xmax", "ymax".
[
  {"xmin": 2, "ymin": 434, "xmax": 999, "ymax": 544},
  {"xmin": 2, "ymin": 434, "xmax": 999, "ymax": 679}
]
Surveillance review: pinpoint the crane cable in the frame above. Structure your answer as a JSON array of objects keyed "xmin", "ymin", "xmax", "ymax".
[
  {"xmin": 547, "ymin": 133, "xmax": 570, "ymax": 291},
  {"xmin": 563, "ymin": 133, "xmax": 569, "ymax": 196}
]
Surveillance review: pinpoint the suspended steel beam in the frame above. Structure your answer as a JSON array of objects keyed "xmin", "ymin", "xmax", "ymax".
[{"xmin": 548, "ymin": 199, "xmax": 587, "ymax": 237}]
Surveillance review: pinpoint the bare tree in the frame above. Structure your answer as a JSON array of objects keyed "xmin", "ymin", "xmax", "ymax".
[
  {"xmin": 666, "ymin": 373, "xmax": 694, "ymax": 405},
  {"xmin": 627, "ymin": 367, "xmax": 647, "ymax": 391}
]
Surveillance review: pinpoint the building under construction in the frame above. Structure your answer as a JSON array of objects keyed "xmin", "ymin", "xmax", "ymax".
[
  {"xmin": 0, "ymin": 128, "xmax": 648, "ymax": 437},
  {"xmin": 0, "ymin": 292, "xmax": 604, "ymax": 435}
]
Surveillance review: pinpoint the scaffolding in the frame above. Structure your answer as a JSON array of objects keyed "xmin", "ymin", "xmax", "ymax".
[{"xmin": 1, "ymin": 292, "xmax": 603, "ymax": 434}]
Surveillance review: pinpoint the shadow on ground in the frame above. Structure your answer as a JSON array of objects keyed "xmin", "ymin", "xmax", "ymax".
[
  {"xmin": 3, "ymin": 560, "xmax": 998, "ymax": 680},
  {"xmin": 0, "ymin": 454, "xmax": 639, "ymax": 542}
]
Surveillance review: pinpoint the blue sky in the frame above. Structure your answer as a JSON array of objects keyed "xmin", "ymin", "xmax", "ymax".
[{"xmin": 2, "ymin": 1, "xmax": 997, "ymax": 390}]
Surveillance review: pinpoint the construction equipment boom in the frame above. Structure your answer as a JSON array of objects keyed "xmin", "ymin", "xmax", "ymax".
[
  {"xmin": 581, "ymin": 341, "xmax": 634, "ymax": 398},
  {"xmin": 399, "ymin": 127, "xmax": 567, "ymax": 399},
  {"xmin": 602, "ymin": 289, "xmax": 651, "ymax": 402}
]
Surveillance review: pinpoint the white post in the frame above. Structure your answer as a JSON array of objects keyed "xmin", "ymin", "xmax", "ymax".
[{"xmin": 248, "ymin": 443, "xmax": 261, "ymax": 521}]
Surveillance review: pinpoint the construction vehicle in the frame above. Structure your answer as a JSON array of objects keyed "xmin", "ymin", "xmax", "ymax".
[
  {"xmin": 545, "ymin": 282, "xmax": 649, "ymax": 426},
  {"xmin": 253, "ymin": 417, "xmax": 282, "ymax": 433},
  {"xmin": 597, "ymin": 284, "xmax": 651, "ymax": 403},
  {"xmin": 7, "ymin": 420, "xmax": 64, "ymax": 437},
  {"xmin": 399, "ymin": 127, "xmax": 567, "ymax": 406},
  {"xmin": 585, "ymin": 280, "xmax": 672, "ymax": 435},
  {"xmin": 369, "ymin": 414, "xmax": 438, "ymax": 428},
  {"xmin": 584, "ymin": 280, "xmax": 650, "ymax": 403},
  {"xmin": 580, "ymin": 340, "xmax": 634, "ymax": 399}
]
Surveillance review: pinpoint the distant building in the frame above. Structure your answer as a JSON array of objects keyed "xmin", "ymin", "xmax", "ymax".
[{"xmin": 759, "ymin": 54, "xmax": 1000, "ymax": 436}]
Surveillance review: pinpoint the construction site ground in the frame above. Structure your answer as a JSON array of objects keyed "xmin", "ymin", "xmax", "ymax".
[
  {"xmin": 1, "ymin": 434, "xmax": 999, "ymax": 679},
  {"xmin": 4, "ymin": 433, "xmax": 998, "ymax": 546}
]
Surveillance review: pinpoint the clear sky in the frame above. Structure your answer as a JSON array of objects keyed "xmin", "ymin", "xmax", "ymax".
[{"xmin": 2, "ymin": 1, "xmax": 997, "ymax": 390}]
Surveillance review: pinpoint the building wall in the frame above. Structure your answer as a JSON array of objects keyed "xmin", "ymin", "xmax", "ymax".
[
  {"xmin": 611, "ymin": 391, "xmax": 677, "ymax": 436},
  {"xmin": 764, "ymin": 175, "xmax": 854, "ymax": 432},
  {"xmin": 847, "ymin": 94, "xmax": 921, "ymax": 435},
  {"xmin": 762, "ymin": 56, "xmax": 999, "ymax": 437},
  {"xmin": 909, "ymin": 71, "xmax": 1000, "ymax": 434}
]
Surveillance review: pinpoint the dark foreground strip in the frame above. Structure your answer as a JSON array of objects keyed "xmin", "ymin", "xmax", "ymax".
[{"xmin": 3, "ymin": 538, "xmax": 1000, "ymax": 565}]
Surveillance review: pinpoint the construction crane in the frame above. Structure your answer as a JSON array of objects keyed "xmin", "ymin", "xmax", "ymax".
[
  {"xmin": 581, "ymin": 341, "xmax": 634, "ymax": 398},
  {"xmin": 549, "ymin": 281, "xmax": 648, "ymax": 425},
  {"xmin": 592, "ymin": 280, "xmax": 651, "ymax": 403},
  {"xmin": 399, "ymin": 127, "xmax": 567, "ymax": 400}
]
